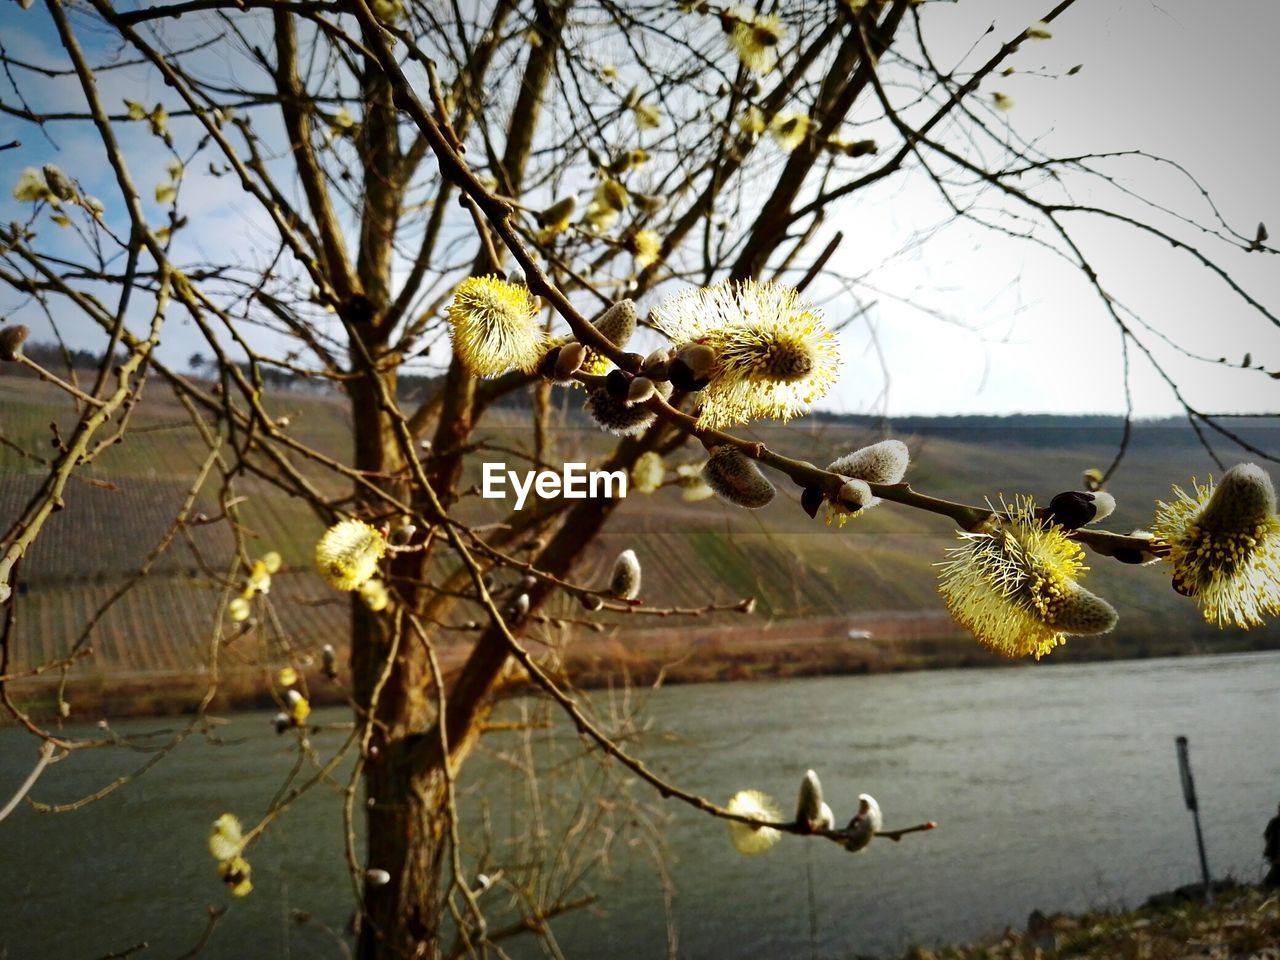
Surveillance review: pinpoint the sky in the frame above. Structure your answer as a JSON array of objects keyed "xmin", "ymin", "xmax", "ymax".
[{"xmin": 0, "ymin": 0, "xmax": 1276, "ymax": 420}]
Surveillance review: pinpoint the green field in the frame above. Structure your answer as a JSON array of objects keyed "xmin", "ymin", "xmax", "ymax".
[{"xmin": 2, "ymin": 369, "xmax": 1277, "ymax": 714}]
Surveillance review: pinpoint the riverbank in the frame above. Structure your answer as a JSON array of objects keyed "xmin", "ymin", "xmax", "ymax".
[
  {"xmin": 893, "ymin": 882, "xmax": 1280, "ymax": 959},
  {"xmin": 8, "ymin": 614, "xmax": 1280, "ymax": 719}
]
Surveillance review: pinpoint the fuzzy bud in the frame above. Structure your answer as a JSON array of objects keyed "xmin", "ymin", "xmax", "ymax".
[
  {"xmin": 0, "ymin": 324, "xmax": 29, "ymax": 362},
  {"xmin": 827, "ymin": 439, "xmax": 909, "ymax": 488},
  {"xmin": 585, "ymin": 381, "xmax": 671, "ymax": 436},
  {"xmin": 553, "ymin": 341, "xmax": 587, "ymax": 382},
  {"xmin": 829, "ymin": 137, "xmax": 877, "ymax": 158},
  {"xmin": 322, "ymin": 643, "xmax": 339, "ymax": 680},
  {"xmin": 825, "ymin": 440, "xmax": 907, "ymax": 523},
  {"xmin": 703, "ymin": 445, "xmax": 776, "ymax": 509},
  {"xmin": 594, "ymin": 299, "xmax": 638, "ymax": 349},
  {"xmin": 507, "ymin": 593, "xmax": 530, "ymax": 620},
  {"xmin": 388, "ymin": 524, "xmax": 417, "ymax": 546},
  {"xmin": 42, "ymin": 164, "xmax": 76, "ymax": 201},
  {"xmin": 631, "ymin": 451, "xmax": 666, "ymax": 493},
  {"xmin": 835, "ymin": 478, "xmax": 872, "ymax": 513},
  {"xmin": 796, "ymin": 770, "xmax": 833, "ymax": 832},
  {"xmin": 364, "ymin": 869, "xmax": 392, "ymax": 887},
  {"xmin": 580, "ymin": 592, "xmax": 604, "ymax": 611},
  {"xmin": 536, "ymin": 196, "xmax": 576, "ymax": 230},
  {"xmin": 1052, "ymin": 584, "xmax": 1119, "ymax": 635},
  {"xmin": 842, "ymin": 794, "xmax": 883, "ymax": 853},
  {"xmin": 609, "ymin": 548, "xmax": 642, "ymax": 600},
  {"xmin": 1201, "ymin": 463, "xmax": 1276, "ymax": 532}
]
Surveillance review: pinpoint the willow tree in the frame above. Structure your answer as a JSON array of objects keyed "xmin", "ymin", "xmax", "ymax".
[{"xmin": 2, "ymin": 0, "xmax": 1278, "ymax": 956}]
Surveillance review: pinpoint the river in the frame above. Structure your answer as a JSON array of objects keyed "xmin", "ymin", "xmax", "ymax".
[{"xmin": 3, "ymin": 651, "xmax": 1278, "ymax": 958}]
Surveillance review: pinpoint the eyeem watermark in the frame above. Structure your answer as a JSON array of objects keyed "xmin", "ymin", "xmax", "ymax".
[{"xmin": 482, "ymin": 462, "xmax": 627, "ymax": 510}]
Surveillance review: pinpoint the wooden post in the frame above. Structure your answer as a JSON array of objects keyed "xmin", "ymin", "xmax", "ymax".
[{"xmin": 1176, "ymin": 735, "xmax": 1213, "ymax": 904}]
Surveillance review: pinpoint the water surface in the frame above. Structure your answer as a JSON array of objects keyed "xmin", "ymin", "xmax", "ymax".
[{"xmin": 2, "ymin": 651, "xmax": 1277, "ymax": 958}]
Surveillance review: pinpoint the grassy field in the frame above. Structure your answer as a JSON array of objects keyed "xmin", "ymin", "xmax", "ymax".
[
  {"xmin": 893, "ymin": 882, "xmax": 1280, "ymax": 960},
  {"xmin": 2, "ymin": 369, "xmax": 1278, "ymax": 717}
]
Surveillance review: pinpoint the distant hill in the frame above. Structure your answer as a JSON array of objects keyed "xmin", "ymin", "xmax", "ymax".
[{"xmin": 2, "ymin": 368, "xmax": 1277, "ymax": 713}]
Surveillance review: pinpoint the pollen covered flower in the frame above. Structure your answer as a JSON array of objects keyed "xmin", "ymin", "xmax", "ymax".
[
  {"xmin": 13, "ymin": 167, "xmax": 54, "ymax": 204},
  {"xmin": 447, "ymin": 275, "xmax": 546, "ymax": 378},
  {"xmin": 738, "ymin": 105, "xmax": 766, "ymax": 138},
  {"xmin": 727, "ymin": 7, "xmax": 785, "ymax": 74},
  {"xmin": 536, "ymin": 196, "xmax": 577, "ymax": 242},
  {"xmin": 682, "ymin": 480, "xmax": 715, "ymax": 502},
  {"xmin": 315, "ymin": 518, "xmax": 386, "ymax": 591},
  {"xmin": 677, "ymin": 464, "xmax": 716, "ymax": 502},
  {"xmin": 218, "ymin": 855, "xmax": 253, "ymax": 897},
  {"xmin": 359, "ymin": 577, "xmax": 390, "ymax": 612},
  {"xmin": 1151, "ymin": 464, "xmax": 1280, "ymax": 628},
  {"xmin": 287, "ymin": 689, "xmax": 311, "ymax": 726},
  {"xmin": 632, "ymin": 101, "xmax": 662, "ymax": 130},
  {"xmin": 726, "ymin": 789, "xmax": 783, "ymax": 855},
  {"xmin": 583, "ymin": 177, "xmax": 630, "ymax": 234},
  {"xmin": 631, "ymin": 229, "xmax": 662, "ymax": 269},
  {"xmin": 208, "ymin": 813, "xmax": 245, "ymax": 862},
  {"xmin": 769, "ymin": 112, "xmax": 814, "ymax": 153},
  {"xmin": 632, "ymin": 451, "xmax": 666, "ymax": 493},
  {"xmin": 227, "ymin": 597, "xmax": 252, "ymax": 622},
  {"xmin": 649, "ymin": 279, "xmax": 839, "ymax": 429},
  {"xmin": 937, "ymin": 499, "xmax": 1118, "ymax": 659},
  {"xmin": 247, "ymin": 561, "xmax": 272, "ymax": 595}
]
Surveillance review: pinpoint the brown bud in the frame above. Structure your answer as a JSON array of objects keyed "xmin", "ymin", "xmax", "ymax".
[
  {"xmin": 642, "ymin": 347, "xmax": 672, "ymax": 373},
  {"xmin": 605, "ymin": 368, "xmax": 630, "ymax": 399},
  {"xmin": 627, "ymin": 377, "xmax": 656, "ymax": 404},
  {"xmin": 42, "ymin": 165, "xmax": 76, "ymax": 201},
  {"xmin": 388, "ymin": 524, "xmax": 417, "ymax": 546},
  {"xmin": 800, "ymin": 486, "xmax": 824, "ymax": 519},
  {"xmin": 669, "ymin": 343, "xmax": 715, "ymax": 392},
  {"xmin": 553, "ymin": 341, "xmax": 587, "ymax": 381},
  {"xmin": 0, "ymin": 324, "xmax": 29, "ymax": 361}
]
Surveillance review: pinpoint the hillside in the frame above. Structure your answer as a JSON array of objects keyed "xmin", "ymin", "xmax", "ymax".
[{"xmin": 2, "ymin": 369, "xmax": 1278, "ymax": 714}]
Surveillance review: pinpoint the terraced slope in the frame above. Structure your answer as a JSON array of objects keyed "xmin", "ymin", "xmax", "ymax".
[{"xmin": 2, "ymin": 370, "xmax": 1277, "ymax": 710}]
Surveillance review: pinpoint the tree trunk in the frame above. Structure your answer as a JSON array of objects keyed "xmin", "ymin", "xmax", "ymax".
[
  {"xmin": 351, "ymin": 417, "xmax": 672, "ymax": 956},
  {"xmin": 358, "ymin": 745, "xmax": 450, "ymax": 958}
]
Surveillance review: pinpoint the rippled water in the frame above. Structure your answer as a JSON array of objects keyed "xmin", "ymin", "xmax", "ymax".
[{"xmin": 3, "ymin": 651, "xmax": 1279, "ymax": 958}]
